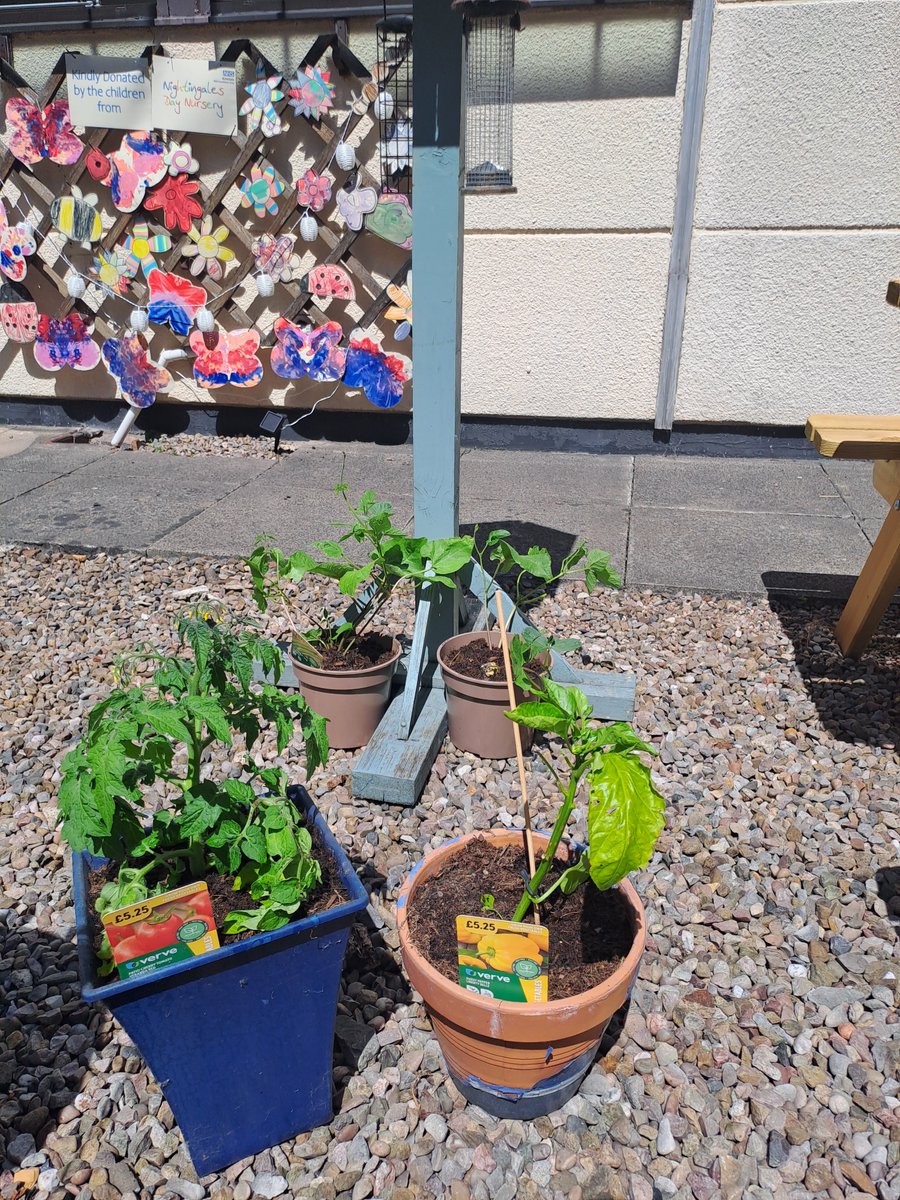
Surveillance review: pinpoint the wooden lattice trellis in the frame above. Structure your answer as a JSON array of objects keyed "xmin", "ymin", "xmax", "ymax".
[{"xmin": 0, "ymin": 34, "xmax": 412, "ymax": 402}]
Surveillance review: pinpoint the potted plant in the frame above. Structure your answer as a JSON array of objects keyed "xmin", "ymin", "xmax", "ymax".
[
  {"xmin": 437, "ymin": 528, "xmax": 622, "ymax": 757},
  {"xmin": 397, "ymin": 676, "xmax": 665, "ymax": 1117},
  {"xmin": 247, "ymin": 482, "xmax": 474, "ymax": 748},
  {"xmin": 62, "ymin": 607, "xmax": 367, "ymax": 1176}
]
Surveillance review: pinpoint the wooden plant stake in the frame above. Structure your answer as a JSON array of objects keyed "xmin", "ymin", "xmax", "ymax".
[{"xmin": 494, "ymin": 591, "xmax": 540, "ymax": 923}]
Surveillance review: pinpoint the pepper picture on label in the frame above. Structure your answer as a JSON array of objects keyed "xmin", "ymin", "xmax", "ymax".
[{"xmin": 455, "ymin": 915, "xmax": 550, "ymax": 1003}]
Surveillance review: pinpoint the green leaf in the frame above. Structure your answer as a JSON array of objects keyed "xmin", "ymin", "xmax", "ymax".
[
  {"xmin": 266, "ymin": 826, "xmax": 297, "ymax": 859},
  {"xmin": 133, "ymin": 702, "xmax": 193, "ymax": 746},
  {"xmin": 544, "ymin": 680, "xmax": 593, "ymax": 721},
  {"xmin": 422, "ymin": 537, "xmax": 475, "ymax": 576},
  {"xmin": 590, "ymin": 722, "xmax": 656, "ymax": 756},
  {"xmin": 583, "ymin": 549, "xmax": 622, "ymax": 592},
  {"xmin": 505, "ymin": 545, "xmax": 553, "ymax": 581},
  {"xmin": 505, "ymin": 701, "xmax": 570, "ymax": 736},
  {"xmin": 556, "ymin": 856, "xmax": 591, "ymax": 895},
  {"xmin": 222, "ymin": 779, "xmax": 256, "ymax": 807},
  {"xmin": 241, "ymin": 823, "xmax": 267, "ymax": 864},
  {"xmin": 182, "ymin": 695, "xmax": 233, "ymax": 745},
  {"xmin": 586, "ymin": 753, "xmax": 665, "ymax": 891},
  {"xmin": 179, "ymin": 795, "xmax": 223, "ymax": 838},
  {"xmin": 313, "ymin": 540, "xmax": 345, "ymax": 559},
  {"xmin": 337, "ymin": 565, "xmax": 373, "ymax": 597}
]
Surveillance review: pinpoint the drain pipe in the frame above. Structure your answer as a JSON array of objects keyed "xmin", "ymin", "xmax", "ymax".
[{"xmin": 110, "ymin": 348, "xmax": 190, "ymax": 448}]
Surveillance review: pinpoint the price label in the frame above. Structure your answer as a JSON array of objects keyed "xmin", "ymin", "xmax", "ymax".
[
  {"xmin": 455, "ymin": 914, "xmax": 550, "ymax": 1003},
  {"xmin": 102, "ymin": 881, "xmax": 219, "ymax": 981}
]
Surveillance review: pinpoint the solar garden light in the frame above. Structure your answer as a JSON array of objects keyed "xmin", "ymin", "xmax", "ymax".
[{"xmin": 453, "ymin": 0, "xmax": 529, "ymax": 190}]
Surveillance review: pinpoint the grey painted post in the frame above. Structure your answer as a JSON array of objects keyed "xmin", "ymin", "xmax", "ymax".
[
  {"xmin": 411, "ymin": 0, "xmax": 465, "ymax": 654},
  {"xmin": 654, "ymin": 0, "xmax": 715, "ymax": 435}
]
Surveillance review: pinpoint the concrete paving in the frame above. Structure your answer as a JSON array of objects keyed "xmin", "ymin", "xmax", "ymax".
[{"xmin": 0, "ymin": 428, "xmax": 885, "ymax": 599}]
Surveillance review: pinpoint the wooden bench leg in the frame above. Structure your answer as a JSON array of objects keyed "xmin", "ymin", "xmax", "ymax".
[{"xmin": 835, "ymin": 497, "xmax": 900, "ymax": 656}]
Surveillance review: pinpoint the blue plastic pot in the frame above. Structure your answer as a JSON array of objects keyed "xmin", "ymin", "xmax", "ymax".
[{"xmin": 72, "ymin": 785, "xmax": 367, "ymax": 1177}]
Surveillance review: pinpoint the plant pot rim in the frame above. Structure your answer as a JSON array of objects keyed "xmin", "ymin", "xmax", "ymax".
[
  {"xmin": 397, "ymin": 827, "xmax": 646, "ymax": 1019},
  {"xmin": 73, "ymin": 785, "xmax": 368, "ymax": 1005},
  {"xmin": 292, "ymin": 636, "xmax": 402, "ymax": 680}
]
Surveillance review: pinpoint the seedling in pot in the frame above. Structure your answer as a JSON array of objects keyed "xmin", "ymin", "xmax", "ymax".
[
  {"xmin": 506, "ymin": 678, "xmax": 665, "ymax": 922},
  {"xmin": 58, "ymin": 606, "xmax": 331, "ymax": 971},
  {"xmin": 247, "ymin": 483, "xmax": 474, "ymax": 668}
]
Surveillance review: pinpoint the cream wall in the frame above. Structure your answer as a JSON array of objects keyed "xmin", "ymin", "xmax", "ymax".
[{"xmin": 677, "ymin": 0, "xmax": 900, "ymax": 424}]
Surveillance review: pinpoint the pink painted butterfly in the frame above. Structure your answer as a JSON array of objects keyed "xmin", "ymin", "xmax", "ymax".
[{"xmin": 4, "ymin": 98, "xmax": 84, "ymax": 167}]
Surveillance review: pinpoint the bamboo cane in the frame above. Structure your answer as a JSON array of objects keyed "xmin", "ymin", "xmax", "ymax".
[{"xmin": 494, "ymin": 591, "xmax": 540, "ymax": 922}]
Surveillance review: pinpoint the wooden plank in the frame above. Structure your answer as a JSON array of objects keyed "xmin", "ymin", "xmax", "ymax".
[
  {"xmin": 874, "ymin": 461, "xmax": 900, "ymax": 504},
  {"xmin": 352, "ymin": 687, "xmax": 448, "ymax": 807},
  {"xmin": 835, "ymin": 498, "xmax": 900, "ymax": 657},
  {"xmin": 411, "ymin": 0, "xmax": 465, "ymax": 658},
  {"xmin": 805, "ymin": 414, "xmax": 900, "ymax": 460}
]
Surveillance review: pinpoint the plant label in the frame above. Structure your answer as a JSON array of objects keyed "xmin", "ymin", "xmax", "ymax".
[
  {"xmin": 455, "ymin": 915, "xmax": 549, "ymax": 1003},
  {"xmin": 103, "ymin": 881, "xmax": 219, "ymax": 980}
]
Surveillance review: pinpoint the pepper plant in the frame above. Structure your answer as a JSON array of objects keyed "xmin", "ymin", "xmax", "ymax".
[
  {"xmin": 247, "ymin": 483, "xmax": 475, "ymax": 666},
  {"xmin": 58, "ymin": 608, "xmax": 331, "ymax": 970},
  {"xmin": 506, "ymin": 679, "xmax": 665, "ymax": 921}
]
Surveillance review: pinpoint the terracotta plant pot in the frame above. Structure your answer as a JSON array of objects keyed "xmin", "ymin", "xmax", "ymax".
[
  {"xmin": 437, "ymin": 630, "xmax": 538, "ymax": 759},
  {"xmin": 397, "ymin": 828, "xmax": 646, "ymax": 1118},
  {"xmin": 292, "ymin": 639, "xmax": 402, "ymax": 750}
]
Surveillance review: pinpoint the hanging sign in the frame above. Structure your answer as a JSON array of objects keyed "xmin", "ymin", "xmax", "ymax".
[
  {"xmin": 151, "ymin": 57, "xmax": 238, "ymax": 136},
  {"xmin": 65, "ymin": 55, "xmax": 152, "ymax": 131}
]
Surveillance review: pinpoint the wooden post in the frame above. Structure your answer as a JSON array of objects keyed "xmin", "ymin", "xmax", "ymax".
[{"xmin": 411, "ymin": 0, "xmax": 465, "ymax": 656}]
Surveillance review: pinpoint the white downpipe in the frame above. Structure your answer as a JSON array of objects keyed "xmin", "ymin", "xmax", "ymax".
[{"xmin": 110, "ymin": 348, "xmax": 191, "ymax": 448}]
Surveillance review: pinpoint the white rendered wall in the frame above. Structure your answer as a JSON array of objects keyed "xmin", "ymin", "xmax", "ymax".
[{"xmin": 677, "ymin": 0, "xmax": 900, "ymax": 424}]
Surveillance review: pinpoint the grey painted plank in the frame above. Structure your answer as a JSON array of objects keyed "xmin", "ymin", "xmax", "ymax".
[
  {"xmin": 352, "ymin": 688, "xmax": 449, "ymax": 807},
  {"xmin": 654, "ymin": 0, "xmax": 716, "ymax": 433}
]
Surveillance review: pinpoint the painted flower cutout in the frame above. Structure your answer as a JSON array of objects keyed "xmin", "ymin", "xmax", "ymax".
[
  {"xmin": 34, "ymin": 313, "xmax": 101, "ymax": 373},
  {"xmin": 144, "ymin": 174, "xmax": 203, "ymax": 234},
  {"xmin": 102, "ymin": 332, "xmax": 172, "ymax": 408},
  {"xmin": 93, "ymin": 246, "xmax": 131, "ymax": 296},
  {"xmin": 239, "ymin": 164, "xmax": 284, "ymax": 218},
  {"xmin": 164, "ymin": 140, "xmax": 199, "ymax": 177},
  {"xmin": 120, "ymin": 221, "xmax": 172, "ymax": 280},
  {"xmin": 336, "ymin": 183, "xmax": 377, "ymax": 232},
  {"xmin": 344, "ymin": 333, "xmax": 411, "ymax": 409},
  {"xmin": 251, "ymin": 233, "xmax": 302, "ymax": 284},
  {"xmin": 146, "ymin": 269, "xmax": 207, "ymax": 337},
  {"xmin": 189, "ymin": 328, "xmax": 264, "ymax": 390},
  {"xmin": 0, "ymin": 200, "xmax": 36, "ymax": 283},
  {"xmin": 384, "ymin": 274, "xmax": 412, "ymax": 341},
  {"xmin": 271, "ymin": 318, "xmax": 345, "ymax": 384},
  {"xmin": 295, "ymin": 168, "xmax": 332, "ymax": 213},
  {"xmin": 287, "ymin": 65, "xmax": 335, "ymax": 120},
  {"xmin": 183, "ymin": 216, "xmax": 234, "ymax": 281},
  {"xmin": 240, "ymin": 64, "xmax": 284, "ymax": 138}
]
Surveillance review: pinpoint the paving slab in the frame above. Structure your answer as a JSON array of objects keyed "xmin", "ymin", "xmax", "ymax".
[
  {"xmin": 0, "ymin": 440, "xmax": 113, "ymax": 474},
  {"xmin": 0, "ymin": 454, "xmax": 265, "ymax": 550},
  {"xmin": 152, "ymin": 470, "xmax": 414, "ymax": 559},
  {"xmin": 461, "ymin": 449, "xmax": 633, "ymax": 506},
  {"xmin": 632, "ymin": 456, "xmax": 847, "ymax": 515},
  {"xmin": 820, "ymin": 458, "xmax": 891, "ymax": 521},
  {"xmin": 627, "ymin": 507, "xmax": 871, "ymax": 596}
]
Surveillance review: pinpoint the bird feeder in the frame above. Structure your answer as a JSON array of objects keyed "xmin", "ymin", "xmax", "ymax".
[
  {"xmin": 453, "ymin": 0, "xmax": 529, "ymax": 190},
  {"xmin": 375, "ymin": 15, "xmax": 413, "ymax": 197}
]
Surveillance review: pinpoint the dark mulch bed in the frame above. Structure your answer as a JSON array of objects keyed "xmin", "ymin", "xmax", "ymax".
[{"xmin": 406, "ymin": 834, "xmax": 636, "ymax": 1001}]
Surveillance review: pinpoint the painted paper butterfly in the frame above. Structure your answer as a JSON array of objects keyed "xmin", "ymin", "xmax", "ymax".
[{"xmin": 4, "ymin": 98, "xmax": 84, "ymax": 167}]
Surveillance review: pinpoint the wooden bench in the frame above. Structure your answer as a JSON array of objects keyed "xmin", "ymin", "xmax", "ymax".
[{"xmin": 805, "ymin": 414, "xmax": 900, "ymax": 656}]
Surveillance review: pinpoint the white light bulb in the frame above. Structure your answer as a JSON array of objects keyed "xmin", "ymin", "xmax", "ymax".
[
  {"xmin": 130, "ymin": 308, "xmax": 149, "ymax": 333},
  {"xmin": 374, "ymin": 91, "xmax": 394, "ymax": 122},
  {"xmin": 196, "ymin": 307, "xmax": 215, "ymax": 333},
  {"xmin": 66, "ymin": 275, "xmax": 86, "ymax": 300},
  {"xmin": 334, "ymin": 141, "xmax": 356, "ymax": 171},
  {"xmin": 256, "ymin": 272, "xmax": 275, "ymax": 298},
  {"xmin": 299, "ymin": 214, "xmax": 318, "ymax": 243}
]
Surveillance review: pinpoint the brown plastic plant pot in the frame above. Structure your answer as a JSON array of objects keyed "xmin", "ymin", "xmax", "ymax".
[
  {"xmin": 397, "ymin": 828, "xmax": 646, "ymax": 1119},
  {"xmin": 291, "ymin": 639, "xmax": 402, "ymax": 750},
  {"xmin": 437, "ymin": 630, "xmax": 541, "ymax": 759}
]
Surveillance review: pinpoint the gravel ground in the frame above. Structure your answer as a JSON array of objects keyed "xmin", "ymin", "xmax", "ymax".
[
  {"xmin": 143, "ymin": 433, "xmax": 293, "ymax": 459},
  {"xmin": 1, "ymin": 545, "xmax": 899, "ymax": 1200}
]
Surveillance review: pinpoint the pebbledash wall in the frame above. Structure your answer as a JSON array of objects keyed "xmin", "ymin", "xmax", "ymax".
[{"xmin": 4, "ymin": 0, "xmax": 899, "ymax": 428}]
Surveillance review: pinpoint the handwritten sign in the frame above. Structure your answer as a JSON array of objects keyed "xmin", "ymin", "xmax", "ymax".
[
  {"xmin": 151, "ymin": 58, "xmax": 237, "ymax": 136},
  {"xmin": 66, "ymin": 55, "xmax": 152, "ymax": 131}
]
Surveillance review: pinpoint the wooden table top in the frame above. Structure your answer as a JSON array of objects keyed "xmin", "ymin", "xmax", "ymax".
[{"xmin": 806, "ymin": 414, "xmax": 900, "ymax": 460}]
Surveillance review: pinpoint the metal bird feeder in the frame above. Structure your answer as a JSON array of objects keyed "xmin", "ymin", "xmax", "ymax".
[
  {"xmin": 454, "ymin": 0, "xmax": 528, "ymax": 190},
  {"xmin": 375, "ymin": 15, "xmax": 413, "ymax": 197}
]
